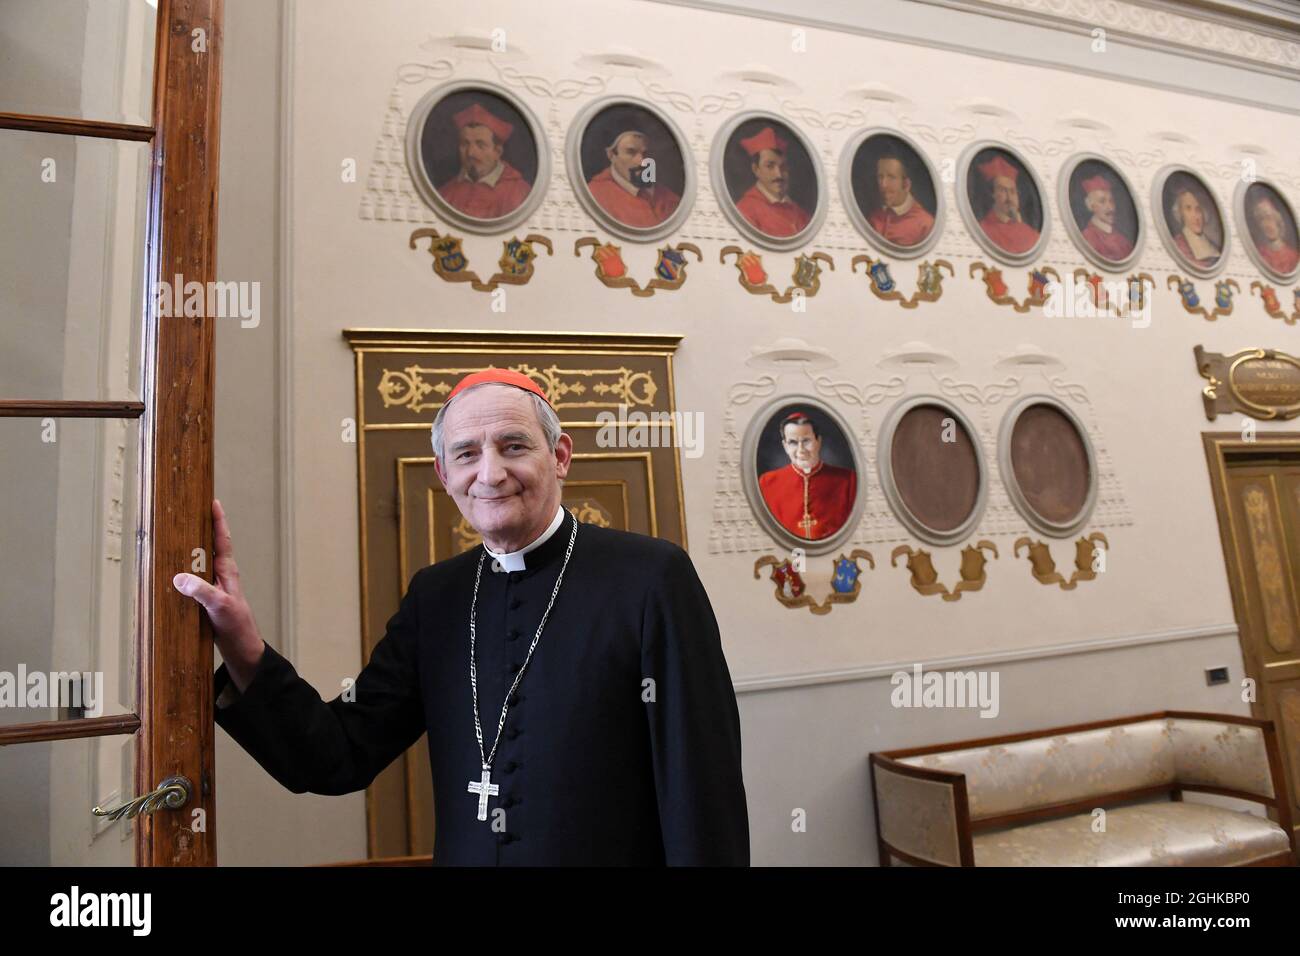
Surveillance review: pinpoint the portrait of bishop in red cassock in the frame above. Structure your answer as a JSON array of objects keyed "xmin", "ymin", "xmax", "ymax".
[
  {"xmin": 435, "ymin": 101, "xmax": 534, "ymax": 221},
  {"xmin": 585, "ymin": 129, "xmax": 682, "ymax": 229},
  {"xmin": 1248, "ymin": 192, "xmax": 1300, "ymax": 278},
  {"xmin": 866, "ymin": 151, "xmax": 936, "ymax": 248},
  {"xmin": 733, "ymin": 126, "xmax": 813, "ymax": 239},
  {"xmin": 758, "ymin": 411, "xmax": 857, "ymax": 542},
  {"xmin": 1078, "ymin": 173, "xmax": 1135, "ymax": 263},
  {"xmin": 973, "ymin": 152, "xmax": 1041, "ymax": 256}
]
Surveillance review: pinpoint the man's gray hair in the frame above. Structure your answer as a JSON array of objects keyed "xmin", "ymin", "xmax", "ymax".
[{"xmin": 430, "ymin": 382, "xmax": 562, "ymax": 463}]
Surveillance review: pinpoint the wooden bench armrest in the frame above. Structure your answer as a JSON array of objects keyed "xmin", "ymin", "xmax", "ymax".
[{"xmin": 870, "ymin": 754, "xmax": 975, "ymax": 866}]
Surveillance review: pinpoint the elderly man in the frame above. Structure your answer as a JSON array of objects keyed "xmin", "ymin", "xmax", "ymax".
[
  {"xmin": 976, "ymin": 154, "xmax": 1040, "ymax": 255},
  {"xmin": 1251, "ymin": 195, "xmax": 1299, "ymax": 276},
  {"xmin": 867, "ymin": 152, "xmax": 934, "ymax": 247},
  {"xmin": 585, "ymin": 129, "xmax": 681, "ymax": 228},
  {"xmin": 734, "ymin": 126, "xmax": 811, "ymax": 238},
  {"xmin": 1078, "ymin": 174, "xmax": 1134, "ymax": 262},
  {"xmin": 1169, "ymin": 187, "xmax": 1221, "ymax": 267},
  {"xmin": 436, "ymin": 102, "xmax": 532, "ymax": 219},
  {"xmin": 758, "ymin": 411, "xmax": 857, "ymax": 541},
  {"xmin": 176, "ymin": 368, "xmax": 749, "ymax": 866}
]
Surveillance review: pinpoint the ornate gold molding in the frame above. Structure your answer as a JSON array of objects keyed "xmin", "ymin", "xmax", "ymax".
[{"xmin": 376, "ymin": 361, "xmax": 660, "ymax": 416}]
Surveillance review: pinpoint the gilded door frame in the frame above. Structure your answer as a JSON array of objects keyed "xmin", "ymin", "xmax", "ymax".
[{"xmin": 1202, "ymin": 431, "xmax": 1300, "ymax": 833}]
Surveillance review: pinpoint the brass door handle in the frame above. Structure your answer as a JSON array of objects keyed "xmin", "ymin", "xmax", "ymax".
[{"xmin": 92, "ymin": 775, "xmax": 193, "ymax": 821}]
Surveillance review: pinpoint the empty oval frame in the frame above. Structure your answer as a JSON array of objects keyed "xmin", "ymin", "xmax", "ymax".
[
  {"xmin": 998, "ymin": 397, "xmax": 1098, "ymax": 537},
  {"xmin": 878, "ymin": 397, "xmax": 987, "ymax": 546}
]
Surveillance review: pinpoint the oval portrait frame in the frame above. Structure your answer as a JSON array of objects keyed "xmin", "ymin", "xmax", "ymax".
[
  {"xmin": 741, "ymin": 394, "xmax": 866, "ymax": 556},
  {"xmin": 877, "ymin": 395, "xmax": 988, "ymax": 547},
  {"xmin": 710, "ymin": 111, "xmax": 828, "ymax": 252},
  {"xmin": 1150, "ymin": 164, "xmax": 1229, "ymax": 280},
  {"xmin": 1056, "ymin": 152, "xmax": 1145, "ymax": 274},
  {"xmin": 839, "ymin": 127, "xmax": 945, "ymax": 259},
  {"xmin": 404, "ymin": 80, "xmax": 551, "ymax": 235},
  {"xmin": 956, "ymin": 140, "xmax": 1051, "ymax": 267},
  {"xmin": 565, "ymin": 95, "xmax": 696, "ymax": 243},
  {"xmin": 997, "ymin": 395, "xmax": 1098, "ymax": 539},
  {"xmin": 1234, "ymin": 177, "xmax": 1300, "ymax": 286}
]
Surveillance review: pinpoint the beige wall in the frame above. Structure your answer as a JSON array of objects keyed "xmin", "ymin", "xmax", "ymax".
[{"xmin": 213, "ymin": 0, "xmax": 1300, "ymax": 865}]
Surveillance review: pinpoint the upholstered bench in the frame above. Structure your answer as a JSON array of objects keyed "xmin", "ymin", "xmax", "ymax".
[{"xmin": 870, "ymin": 710, "xmax": 1296, "ymax": 866}]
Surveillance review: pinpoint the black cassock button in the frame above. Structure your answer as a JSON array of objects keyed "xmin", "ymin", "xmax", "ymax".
[
  {"xmin": 506, "ymin": 727, "xmax": 522, "ymax": 740},
  {"xmin": 509, "ymin": 597, "xmax": 523, "ymax": 610},
  {"xmin": 509, "ymin": 693, "xmax": 525, "ymax": 706},
  {"xmin": 503, "ymin": 760, "xmax": 519, "ymax": 773},
  {"xmin": 506, "ymin": 628, "xmax": 521, "ymax": 641},
  {"xmin": 497, "ymin": 832, "xmax": 515, "ymax": 845}
]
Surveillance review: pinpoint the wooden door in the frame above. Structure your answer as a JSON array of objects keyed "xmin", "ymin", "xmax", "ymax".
[
  {"xmin": 1204, "ymin": 434, "xmax": 1300, "ymax": 837},
  {"xmin": 0, "ymin": 0, "xmax": 224, "ymax": 865}
]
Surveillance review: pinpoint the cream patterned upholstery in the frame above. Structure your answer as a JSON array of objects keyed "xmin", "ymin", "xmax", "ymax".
[
  {"xmin": 973, "ymin": 802, "xmax": 1291, "ymax": 867},
  {"xmin": 873, "ymin": 714, "xmax": 1295, "ymax": 867},
  {"xmin": 899, "ymin": 719, "xmax": 1174, "ymax": 822},
  {"xmin": 872, "ymin": 762, "xmax": 963, "ymax": 866}
]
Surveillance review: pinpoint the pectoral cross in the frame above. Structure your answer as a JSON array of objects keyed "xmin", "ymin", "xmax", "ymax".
[
  {"xmin": 467, "ymin": 766, "xmax": 499, "ymax": 822},
  {"xmin": 798, "ymin": 510, "xmax": 818, "ymax": 538}
]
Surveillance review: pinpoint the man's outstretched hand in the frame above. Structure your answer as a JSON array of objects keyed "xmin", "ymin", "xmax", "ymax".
[{"xmin": 174, "ymin": 499, "xmax": 266, "ymax": 693}]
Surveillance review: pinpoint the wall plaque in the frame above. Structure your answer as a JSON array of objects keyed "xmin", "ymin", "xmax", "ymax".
[{"xmin": 1195, "ymin": 345, "xmax": 1300, "ymax": 420}]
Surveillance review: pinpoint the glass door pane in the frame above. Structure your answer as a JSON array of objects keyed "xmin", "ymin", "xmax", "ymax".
[
  {"xmin": 0, "ymin": 732, "xmax": 136, "ymax": 864},
  {"xmin": 0, "ymin": 0, "xmax": 156, "ymax": 126},
  {"xmin": 0, "ymin": 130, "xmax": 149, "ymax": 402},
  {"xmin": 0, "ymin": 416, "xmax": 139, "ymax": 726}
]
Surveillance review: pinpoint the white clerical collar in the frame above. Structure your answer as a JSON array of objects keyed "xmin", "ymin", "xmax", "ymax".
[
  {"xmin": 1088, "ymin": 216, "xmax": 1113, "ymax": 234},
  {"xmin": 458, "ymin": 161, "xmax": 505, "ymax": 188},
  {"xmin": 885, "ymin": 194, "xmax": 915, "ymax": 217},
  {"xmin": 1182, "ymin": 226, "xmax": 1219, "ymax": 260},
  {"xmin": 610, "ymin": 164, "xmax": 648, "ymax": 197},
  {"xmin": 755, "ymin": 181, "xmax": 791, "ymax": 205},
  {"xmin": 483, "ymin": 504, "xmax": 565, "ymax": 572}
]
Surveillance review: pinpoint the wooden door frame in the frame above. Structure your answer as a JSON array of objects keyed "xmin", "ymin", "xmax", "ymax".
[
  {"xmin": 1202, "ymin": 431, "xmax": 1300, "ymax": 832},
  {"xmin": 138, "ymin": 0, "xmax": 225, "ymax": 867},
  {"xmin": 0, "ymin": 0, "xmax": 224, "ymax": 866}
]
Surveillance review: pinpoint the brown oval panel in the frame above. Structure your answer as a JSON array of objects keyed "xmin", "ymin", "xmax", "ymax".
[
  {"xmin": 889, "ymin": 403, "xmax": 980, "ymax": 532},
  {"xmin": 1009, "ymin": 403, "xmax": 1091, "ymax": 526}
]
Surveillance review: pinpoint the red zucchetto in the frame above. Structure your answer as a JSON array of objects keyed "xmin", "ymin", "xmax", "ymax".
[{"xmin": 446, "ymin": 368, "xmax": 553, "ymax": 409}]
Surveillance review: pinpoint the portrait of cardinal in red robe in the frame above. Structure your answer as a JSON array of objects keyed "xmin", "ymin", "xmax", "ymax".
[
  {"xmin": 1247, "ymin": 190, "xmax": 1300, "ymax": 278},
  {"xmin": 757, "ymin": 410, "xmax": 857, "ymax": 542},
  {"xmin": 584, "ymin": 127, "xmax": 683, "ymax": 229},
  {"xmin": 730, "ymin": 125, "xmax": 813, "ymax": 240},
  {"xmin": 860, "ymin": 141, "xmax": 935, "ymax": 248},
  {"xmin": 1075, "ymin": 171, "xmax": 1136, "ymax": 263},
  {"xmin": 972, "ymin": 151, "xmax": 1041, "ymax": 256},
  {"xmin": 433, "ymin": 100, "xmax": 533, "ymax": 221}
]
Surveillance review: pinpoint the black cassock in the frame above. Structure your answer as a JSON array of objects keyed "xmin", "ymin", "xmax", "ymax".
[{"xmin": 213, "ymin": 510, "xmax": 750, "ymax": 865}]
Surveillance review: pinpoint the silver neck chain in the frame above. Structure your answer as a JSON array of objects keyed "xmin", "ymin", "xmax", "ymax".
[{"xmin": 468, "ymin": 511, "xmax": 578, "ymax": 771}]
